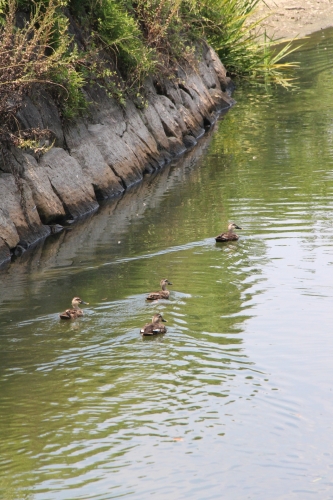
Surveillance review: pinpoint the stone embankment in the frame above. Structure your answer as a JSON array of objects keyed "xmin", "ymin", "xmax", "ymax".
[{"xmin": 0, "ymin": 44, "xmax": 233, "ymax": 266}]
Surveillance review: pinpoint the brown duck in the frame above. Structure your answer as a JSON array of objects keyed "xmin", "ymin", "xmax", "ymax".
[
  {"xmin": 215, "ymin": 223, "xmax": 242, "ymax": 242},
  {"xmin": 59, "ymin": 297, "xmax": 89, "ymax": 320},
  {"xmin": 146, "ymin": 279, "xmax": 173, "ymax": 301},
  {"xmin": 140, "ymin": 313, "xmax": 167, "ymax": 335}
]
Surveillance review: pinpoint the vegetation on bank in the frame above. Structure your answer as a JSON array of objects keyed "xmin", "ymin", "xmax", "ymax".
[{"xmin": 0, "ymin": 0, "xmax": 297, "ymax": 148}]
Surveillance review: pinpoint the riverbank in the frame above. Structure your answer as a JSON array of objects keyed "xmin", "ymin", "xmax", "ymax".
[
  {"xmin": 0, "ymin": 42, "xmax": 234, "ymax": 267},
  {"xmin": 1, "ymin": 0, "xmax": 332, "ymax": 268},
  {"xmin": 251, "ymin": 0, "xmax": 333, "ymax": 41}
]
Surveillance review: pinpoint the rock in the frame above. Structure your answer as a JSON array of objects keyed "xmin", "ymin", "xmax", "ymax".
[
  {"xmin": 208, "ymin": 88, "xmax": 235, "ymax": 111},
  {"xmin": 141, "ymin": 100, "xmax": 170, "ymax": 151},
  {"xmin": 178, "ymin": 102, "xmax": 206, "ymax": 138},
  {"xmin": 152, "ymin": 95, "xmax": 186, "ymax": 142},
  {"xmin": 64, "ymin": 121, "xmax": 125, "ymax": 199},
  {"xmin": 0, "ymin": 173, "xmax": 50, "ymax": 248},
  {"xmin": 87, "ymin": 124, "xmax": 144, "ymax": 188},
  {"xmin": 198, "ymin": 57, "xmax": 220, "ymax": 90},
  {"xmin": 71, "ymin": 140, "xmax": 126, "ymax": 198},
  {"xmin": 49, "ymin": 224, "xmax": 64, "ymax": 234},
  {"xmin": 16, "ymin": 95, "xmax": 44, "ymax": 131},
  {"xmin": 125, "ymin": 99, "xmax": 160, "ymax": 157},
  {"xmin": 33, "ymin": 90, "xmax": 65, "ymax": 147},
  {"xmin": 168, "ymin": 137, "xmax": 187, "ymax": 157},
  {"xmin": 179, "ymin": 88, "xmax": 205, "ymax": 130},
  {"xmin": 177, "ymin": 65, "xmax": 216, "ymax": 118},
  {"xmin": 39, "ymin": 147, "xmax": 99, "ymax": 218},
  {"xmin": 22, "ymin": 153, "xmax": 66, "ymax": 223},
  {"xmin": 16, "ymin": 91, "xmax": 64, "ymax": 147},
  {"xmin": 85, "ymin": 84, "xmax": 127, "ymax": 136},
  {"xmin": 0, "ymin": 146, "xmax": 25, "ymax": 176},
  {"xmin": 160, "ymin": 78, "xmax": 184, "ymax": 107},
  {"xmin": 14, "ymin": 240, "xmax": 28, "ymax": 257},
  {"xmin": 0, "ymin": 237, "xmax": 10, "ymax": 264},
  {"xmin": 203, "ymin": 45, "xmax": 230, "ymax": 91},
  {"xmin": 183, "ymin": 135, "xmax": 197, "ymax": 149},
  {"xmin": 0, "ymin": 206, "xmax": 19, "ymax": 249}
]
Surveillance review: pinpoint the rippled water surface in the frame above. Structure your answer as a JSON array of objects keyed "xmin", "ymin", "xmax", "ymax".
[{"xmin": 2, "ymin": 29, "xmax": 333, "ymax": 500}]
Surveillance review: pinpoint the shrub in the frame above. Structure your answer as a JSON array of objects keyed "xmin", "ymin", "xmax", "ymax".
[{"xmin": 0, "ymin": 0, "xmax": 86, "ymax": 145}]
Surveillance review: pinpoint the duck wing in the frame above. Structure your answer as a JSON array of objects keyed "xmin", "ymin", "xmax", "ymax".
[
  {"xmin": 146, "ymin": 290, "xmax": 170, "ymax": 300},
  {"xmin": 141, "ymin": 323, "xmax": 154, "ymax": 335},
  {"xmin": 59, "ymin": 308, "xmax": 83, "ymax": 319},
  {"xmin": 215, "ymin": 232, "xmax": 229, "ymax": 242},
  {"xmin": 146, "ymin": 291, "xmax": 162, "ymax": 301},
  {"xmin": 215, "ymin": 232, "xmax": 239, "ymax": 242},
  {"xmin": 140, "ymin": 323, "xmax": 167, "ymax": 335},
  {"xmin": 60, "ymin": 309, "xmax": 72, "ymax": 320},
  {"xmin": 152, "ymin": 323, "xmax": 167, "ymax": 334}
]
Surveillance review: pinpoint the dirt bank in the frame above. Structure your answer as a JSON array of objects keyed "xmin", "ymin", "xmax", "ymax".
[{"xmin": 252, "ymin": 0, "xmax": 333, "ymax": 41}]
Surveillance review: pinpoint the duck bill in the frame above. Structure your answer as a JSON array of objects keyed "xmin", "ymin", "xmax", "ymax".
[
  {"xmin": 80, "ymin": 301, "xmax": 89, "ymax": 305},
  {"xmin": 235, "ymin": 226, "xmax": 242, "ymax": 230},
  {"xmin": 162, "ymin": 318, "xmax": 167, "ymax": 322}
]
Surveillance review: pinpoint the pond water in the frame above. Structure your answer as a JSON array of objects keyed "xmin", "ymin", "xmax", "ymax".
[{"xmin": 1, "ymin": 28, "xmax": 333, "ymax": 500}]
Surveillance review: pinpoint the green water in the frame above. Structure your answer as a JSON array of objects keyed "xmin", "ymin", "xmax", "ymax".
[{"xmin": 2, "ymin": 29, "xmax": 333, "ymax": 499}]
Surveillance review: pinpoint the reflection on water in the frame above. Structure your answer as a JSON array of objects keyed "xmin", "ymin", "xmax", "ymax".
[{"xmin": 2, "ymin": 29, "xmax": 333, "ymax": 499}]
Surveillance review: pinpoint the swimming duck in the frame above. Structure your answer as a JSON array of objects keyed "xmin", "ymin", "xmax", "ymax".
[
  {"xmin": 146, "ymin": 279, "xmax": 173, "ymax": 301},
  {"xmin": 215, "ymin": 223, "xmax": 242, "ymax": 242},
  {"xmin": 59, "ymin": 297, "xmax": 89, "ymax": 320},
  {"xmin": 140, "ymin": 313, "xmax": 167, "ymax": 335}
]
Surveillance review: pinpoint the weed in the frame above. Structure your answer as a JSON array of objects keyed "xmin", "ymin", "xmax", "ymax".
[{"xmin": 0, "ymin": 0, "xmax": 87, "ymax": 143}]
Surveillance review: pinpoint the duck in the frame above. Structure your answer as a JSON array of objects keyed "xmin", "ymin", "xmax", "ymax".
[
  {"xmin": 215, "ymin": 222, "xmax": 242, "ymax": 242},
  {"xmin": 146, "ymin": 279, "xmax": 173, "ymax": 301},
  {"xmin": 59, "ymin": 297, "xmax": 89, "ymax": 320},
  {"xmin": 140, "ymin": 313, "xmax": 167, "ymax": 335}
]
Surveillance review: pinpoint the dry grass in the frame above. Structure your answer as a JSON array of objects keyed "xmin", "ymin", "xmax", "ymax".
[{"xmin": 0, "ymin": 0, "xmax": 79, "ymax": 146}]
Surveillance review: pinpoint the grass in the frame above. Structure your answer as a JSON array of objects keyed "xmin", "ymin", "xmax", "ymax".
[{"xmin": 0, "ymin": 0, "xmax": 299, "ymax": 147}]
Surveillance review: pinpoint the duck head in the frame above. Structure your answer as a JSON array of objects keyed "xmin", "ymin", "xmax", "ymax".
[
  {"xmin": 152, "ymin": 313, "xmax": 167, "ymax": 323},
  {"xmin": 228, "ymin": 222, "xmax": 242, "ymax": 231},
  {"xmin": 71, "ymin": 297, "xmax": 89, "ymax": 308},
  {"xmin": 160, "ymin": 279, "xmax": 172, "ymax": 289}
]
